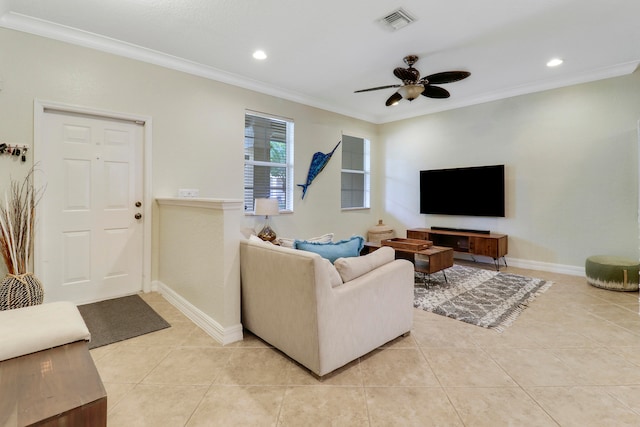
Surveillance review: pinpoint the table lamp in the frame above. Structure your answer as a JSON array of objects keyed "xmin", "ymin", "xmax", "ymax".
[{"xmin": 254, "ymin": 198, "xmax": 279, "ymax": 242}]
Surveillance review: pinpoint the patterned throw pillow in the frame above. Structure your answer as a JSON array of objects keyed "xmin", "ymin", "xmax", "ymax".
[
  {"xmin": 278, "ymin": 233, "xmax": 333, "ymax": 248},
  {"xmin": 294, "ymin": 235, "xmax": 364, "ymax": 264}
]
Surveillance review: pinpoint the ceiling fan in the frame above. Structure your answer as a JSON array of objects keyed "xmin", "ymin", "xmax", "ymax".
[{"xmin": 354, "ymin": 55, "xmax": 470, "ymax": 106}]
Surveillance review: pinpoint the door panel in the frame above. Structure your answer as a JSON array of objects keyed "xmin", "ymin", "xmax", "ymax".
[{"xmin": 40, "ymin": 111, "xmax": 144, "ymax": 303}]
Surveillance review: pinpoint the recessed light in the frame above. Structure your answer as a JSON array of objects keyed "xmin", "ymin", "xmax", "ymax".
[
  {"xmin": 546, "ymin": 58, "xmax": 563, "ymax": 67},
  {"xmin": 253, "ymin": 50, "xmax": 267, "ymax": 60}
]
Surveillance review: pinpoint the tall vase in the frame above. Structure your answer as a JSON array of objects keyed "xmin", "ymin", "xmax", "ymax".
[{"xmin": 0, "ymin": 273, "xmax": 44, "ymax": 310}]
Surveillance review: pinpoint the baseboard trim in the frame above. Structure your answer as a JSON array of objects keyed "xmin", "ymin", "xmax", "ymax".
[
  {"xmin": 506, "ymin": 257, "xmax": 584, "ymax": 276},
  {"xmin": 453, "ymin": 254, "xmax": 584, "ymax": 276},
  {"xmin": 153, "ymin": 280, "xmax": 243, "ymax": 345}
]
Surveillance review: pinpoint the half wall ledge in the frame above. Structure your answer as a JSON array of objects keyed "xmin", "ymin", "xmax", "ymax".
[{"xmin": 156, "ymin": 197, "xmax": 244, "ymax": 345}]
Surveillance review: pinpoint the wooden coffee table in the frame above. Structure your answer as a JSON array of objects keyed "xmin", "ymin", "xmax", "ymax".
[{"xmin": 364, "ymin": 241, "xmax": 454, "ymax": 285}]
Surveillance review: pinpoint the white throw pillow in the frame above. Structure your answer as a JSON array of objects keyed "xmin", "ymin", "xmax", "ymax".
[
  {"xmin": 248, "ymin": 234, "xmax": 273, "ymax": 246},
  {"xmin": 278, "ymin": 233, "xmax": 334, "ymax": 248},
  {"xmin": 321, "ymin": 258, "xmax": 343, "ymax": 288},
  {"xmin": 334, "ymin": 246, "xmax": 395, "ymax": 282}
]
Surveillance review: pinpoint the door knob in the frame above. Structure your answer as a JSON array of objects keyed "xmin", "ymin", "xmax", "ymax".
[
  {"xmin": 135, "ymin": 213, "xmax": 142, "ymax": 220},
  {"xmin": 135, "ymin": 201, "xmax": 142, "ymax": 207}
]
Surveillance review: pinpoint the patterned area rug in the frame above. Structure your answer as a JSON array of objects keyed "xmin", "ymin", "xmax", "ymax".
[{"xmin": 414, "ymin": 265, "xmax": 552, "ymax": 332}]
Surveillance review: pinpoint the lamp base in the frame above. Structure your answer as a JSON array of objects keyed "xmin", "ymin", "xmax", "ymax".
[{"xmin": 257, "ymin": 225, "xmax": 277, "ymax": 242}]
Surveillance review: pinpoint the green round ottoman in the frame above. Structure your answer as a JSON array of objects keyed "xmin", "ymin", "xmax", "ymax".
[{"xmin": 585, "ymin": 255, "xmax": 639, "ymax": 292}]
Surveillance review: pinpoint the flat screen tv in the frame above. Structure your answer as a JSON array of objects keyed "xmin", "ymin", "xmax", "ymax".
[{"xmin": 420, "ymin": 165, "xmax": 505, "ymax": 217}]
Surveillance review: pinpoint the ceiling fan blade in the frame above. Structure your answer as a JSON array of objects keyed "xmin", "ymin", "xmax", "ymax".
[
  {"xmin": 423, "ymin": 71, "xmax": 470, "ymax": 85},
  {"xmin": 393, "ymin": 67, "xmax": 420, "ymax": 82},
  {"xmin": 354, "ymin": 84, "xmax": 401, "ymax": 93},
  {"xmin": 422, "ymin": 85, "xmax": 450, "ymax": 99},
  {"xmin": 385, "ymin": 92, "xmax": 403, "ymax": 106}
]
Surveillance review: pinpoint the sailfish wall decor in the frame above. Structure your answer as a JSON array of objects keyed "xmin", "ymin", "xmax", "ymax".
[{"xmin": 298, "ymin": 140, "xmax": 341, "ymax": 199}]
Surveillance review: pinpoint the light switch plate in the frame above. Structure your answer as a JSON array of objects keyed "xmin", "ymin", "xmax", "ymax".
[{"xmin": 178, "ymin": 188, "xmax": 199, "ymax": 198}]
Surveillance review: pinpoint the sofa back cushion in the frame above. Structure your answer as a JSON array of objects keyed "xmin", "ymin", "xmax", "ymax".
[
  {"xmin": 294, "ymin": 235, "xmax": 364, "ymax": 264},
  {"xmin": 334, "ymin": 246, "xmax": 395, "ymax": 282}
]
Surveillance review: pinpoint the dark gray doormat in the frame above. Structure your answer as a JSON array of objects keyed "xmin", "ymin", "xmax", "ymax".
[{"xmin": 78, "ymin": 294, "xmax": 171, "ymax": 349}]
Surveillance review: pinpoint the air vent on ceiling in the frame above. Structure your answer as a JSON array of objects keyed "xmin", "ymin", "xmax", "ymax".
[{"xmin": 378, "ymin": 8, "xmax": 416, "ymax": 31}]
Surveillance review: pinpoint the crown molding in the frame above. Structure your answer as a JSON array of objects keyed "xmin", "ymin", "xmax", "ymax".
[
  {"xmin": 378, "ymin": 60, "xmax": 640, "ymax": 123},
  {"xmin": 0, "ymin": 12, "xmax": 375, "ymax": 122},
  {"xmin": 2, "ymin": 11, "xmax": 637, "ymax": 125}
]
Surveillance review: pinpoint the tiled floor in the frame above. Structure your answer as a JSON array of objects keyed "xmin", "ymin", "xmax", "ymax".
[{"xmin": 91, "ymin": 262, "xmax": 640, "ymax": 426}]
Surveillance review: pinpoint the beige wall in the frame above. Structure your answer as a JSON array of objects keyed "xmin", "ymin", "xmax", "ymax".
[
  {"xmin": 0, "ymin": 28, "xmax": 380, "ymax": 281},
  {"xmin": 1, "ymin": 26, "xmax": 638, "ymax": 282},
  {"xmin": 379, "ymin": 72, "xmax": 640, "ymax": 270}
]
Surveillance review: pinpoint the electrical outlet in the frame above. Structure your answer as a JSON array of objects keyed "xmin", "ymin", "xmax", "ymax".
[{"xmin": 178, "ymin": 188, "xmax": 199, "ymax": 198}]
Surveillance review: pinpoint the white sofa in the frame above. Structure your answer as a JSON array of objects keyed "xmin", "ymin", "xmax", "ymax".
[{"xmin": 239, "ymin": 239, "xmax": 415, "ymax": 377}]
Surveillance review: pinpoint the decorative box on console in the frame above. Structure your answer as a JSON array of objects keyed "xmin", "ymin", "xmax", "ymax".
[
  {"xmin": 381, "ymin": 238, "xmax": 433, "ymax": 251},
  {"xmin": 367, "ymin": 220, "xmax": 395, "ymax": 244}
]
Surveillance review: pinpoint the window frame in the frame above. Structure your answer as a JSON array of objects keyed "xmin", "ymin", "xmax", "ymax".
[
  {"xmin": 340, "ymin": 134, "xmax": 370, "ymax": 210},
  {"xmin": 244, "ymin": 110, "xmax": 294, "ymax": 213}
]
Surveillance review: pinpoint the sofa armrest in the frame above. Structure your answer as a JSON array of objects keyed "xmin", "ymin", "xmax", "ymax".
[{"xmin": 315, "ymin": 259, "xmax": 414, "ymax": 375}]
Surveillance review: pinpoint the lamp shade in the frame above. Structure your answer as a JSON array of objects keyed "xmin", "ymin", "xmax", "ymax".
[{"xmin": 254, "ymin": 198, "xmax": 279, "ymax": 216}]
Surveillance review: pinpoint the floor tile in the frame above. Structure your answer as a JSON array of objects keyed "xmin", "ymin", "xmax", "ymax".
[
  {"xmin": 366, "ymin": 387, "xmax": 463, "ymax": 426},
  {"xmin": 107, "ymin": 384, "xmax": 208, "ymax": 427},
  {"xmin": 488, "ymin": 348, "xmax": 583, "ymax": 387},
  {"xmin": 527, "ymin": 386, "xmax": 640, "ymax": 427},
  {"xmin": 94, "ymin": 345, "xmax": 172, "ymax": 383},
  {"xmin": 286, "ymin": 358, "xmax": 363, "ymax": 386},
  {"xmin": 445, "ymin": 387, "xmax": 557, "ymax": 426},
  {"xmin": 142, "ymin": 347, "xmax": 234, "ymax": 385},
  {"xmin": 277, "ymin": 386, "xmax": 369, "ymax": 426},
  {"xmin": 422, "ymin": 347, "xmax": 517, "ymax": 387},
  {"xmin": 186, "ymin": 386, "xmax": 285, "ymax": 427},
  {"xmin": 214, "ymin": 348, "xmax": 292, "ymax": 385},
  {"xmin": 94, "ymin": 264, "xmax": 640, "ymax": 426},
  {"xmin": 360, "ymin": 348, "xmax": 439, "ymax": 387}
]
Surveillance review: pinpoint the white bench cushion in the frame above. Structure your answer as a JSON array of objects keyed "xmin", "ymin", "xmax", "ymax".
[{"xmin": 0, "ymin": 301, "xmax": 91, "ymax": 362}]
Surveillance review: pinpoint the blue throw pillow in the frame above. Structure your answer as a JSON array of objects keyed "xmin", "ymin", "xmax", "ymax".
[{"xmin": 294, "ymin": 235, "xmax": 365, "ymax": 264}]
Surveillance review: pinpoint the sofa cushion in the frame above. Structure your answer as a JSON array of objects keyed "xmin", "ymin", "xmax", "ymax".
[
  {"xmin": 294, "ymin": 235, "xmax": 364, "ymax": 264},
  {"xmin": 278, "ymin": 233, "xmax": 334, "ymax": 248},
  {"xmin": 334, "ymin": 246, "xmax": 395, "ymax": 282},
  {"xmin": 321, "ymin": 258, "xmax": 344, "ymax": 287}
]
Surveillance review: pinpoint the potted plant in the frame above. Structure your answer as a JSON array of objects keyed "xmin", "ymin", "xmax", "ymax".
[{"xmin": 0, "ymin": 167, "xmax": 44, "ymax": 310}]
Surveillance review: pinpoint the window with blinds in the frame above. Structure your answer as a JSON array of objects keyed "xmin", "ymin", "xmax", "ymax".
[
  {"xmin": 341, "ymin": 135, "xmax": 370, "ymax": 209},
  {"xmin": 244, "ymin": 111, "xmax": 294, "ymax": 212}
]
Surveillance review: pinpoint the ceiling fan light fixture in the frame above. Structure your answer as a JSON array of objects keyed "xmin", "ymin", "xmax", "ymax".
[{"xmin": 398, "ymin": 84, "xmax": 424, "ymax": 101}]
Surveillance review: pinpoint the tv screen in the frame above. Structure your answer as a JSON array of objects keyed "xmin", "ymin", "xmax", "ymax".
[{"xmin": 420, "ymin": 165, "xmax": 505, "ymax": 217}]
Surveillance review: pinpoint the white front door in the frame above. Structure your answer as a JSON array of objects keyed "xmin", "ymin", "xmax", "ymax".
[{"xmin": 39, "ymin": 110, "xmax": 144, "ymax": 303}]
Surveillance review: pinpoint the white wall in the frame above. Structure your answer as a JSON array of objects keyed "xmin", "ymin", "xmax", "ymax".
[
  {"xmin": 0, "ymin": 27, "xmax": 380, "ymax": 281},
  {"xmin": 379, "ymin": 72, "xmax": 640, "ymax": 271}
]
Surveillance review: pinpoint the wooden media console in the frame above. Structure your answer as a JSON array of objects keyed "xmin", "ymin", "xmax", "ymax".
[{"xmin": 407, "ymin": 228, "xmax": 508, "ymax": 270}]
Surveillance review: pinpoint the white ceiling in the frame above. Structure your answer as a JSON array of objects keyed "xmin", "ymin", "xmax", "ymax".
[{"xmin": 1, "ymin": 0, "xmax": 639, "ymax": 124}]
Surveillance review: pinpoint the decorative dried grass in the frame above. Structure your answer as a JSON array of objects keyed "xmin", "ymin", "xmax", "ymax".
[{"xmin": 0, "ymin": 167, "xmax": 43, "ymax": 275}]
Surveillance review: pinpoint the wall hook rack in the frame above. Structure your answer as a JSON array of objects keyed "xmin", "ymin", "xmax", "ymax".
[{"xmin": 0, "ymin": 143, "xmax": 30, "ymax": 162}]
